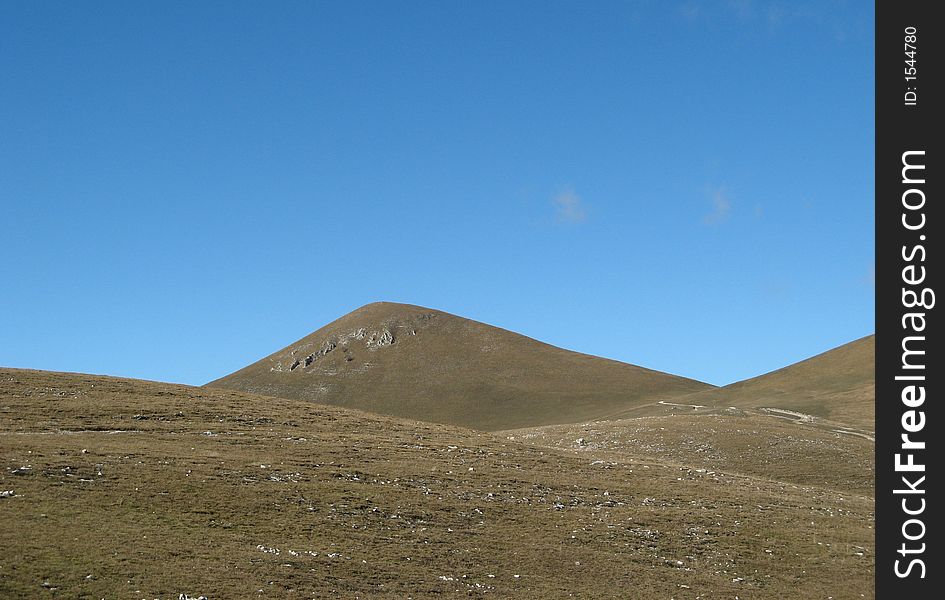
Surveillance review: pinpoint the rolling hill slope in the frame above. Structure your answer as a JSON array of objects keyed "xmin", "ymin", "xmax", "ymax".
[
  {"xmin": 1, "ymin": 368, "xmax": 873, "ymax": 599},
  {"xmin": 501, "ymin": 335, "xmax": 875, "ymax": 515},
  {"xmin": 653, "ymin": 335, "xmax": 875, "ymax": 429},
  {"xmin": 207, "ymin": 302, "xmax": 713, "ymax": 430},
  {"xmin": 505, "ymin": 412, "xmax": 874, "ymax": 497}
]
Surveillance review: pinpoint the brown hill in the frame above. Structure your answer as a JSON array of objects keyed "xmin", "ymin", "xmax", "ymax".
[
  {"xmin": 501, "ymin": 336, "xmax": 875, "ymax": 506},
  {"xmin": 1, "ymin": 368, "xmax": 873, "ymax": 598},
  {"xmin": 207, "ymin": 302, "xmax": 713, "ymax": 430},
  {"xmin": 646, "ymin": 335, "xmax": 874, "ymax": 430}
]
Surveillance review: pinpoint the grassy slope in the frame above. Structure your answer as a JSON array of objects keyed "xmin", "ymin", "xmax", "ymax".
[
  {"xmin": 610, "ymin": 336, "xmax": 875, "ymax": 430},
  {"xmin": 504, "ymin": 413, "xmax": 874, "ymax": 497},
  {"xmin": 1, "ymin": 368, "xmax": 873, "ymax": 599},
  {"xmin": 207, "ymin": 302, "xmax": 714, "ymax": 431},
  {"xmin": 503, "ymin": 337, "xmax": 876, "ymax": 500}
]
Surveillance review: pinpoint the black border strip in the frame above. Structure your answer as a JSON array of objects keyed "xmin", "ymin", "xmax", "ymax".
[{"xmin": 876, "ymin": 1, "xmax": 940, "ymax": 597}]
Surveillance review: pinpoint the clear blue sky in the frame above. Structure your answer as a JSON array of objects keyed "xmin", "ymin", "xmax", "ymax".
[{"xmin": 1, "ymin": 1, "xmax": 873, "ymax": 387}]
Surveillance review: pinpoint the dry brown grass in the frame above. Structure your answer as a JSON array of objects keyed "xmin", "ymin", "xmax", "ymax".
[
  {"xmin": 1, "ymin": 368, "xmax": 872, "ymax": 599},
  {"xmin": 641, "ymin": 336, "xmax": 875, "ymax": 430},
  {"xmin": 505, "ymin": 413, "xmax": 874, "ymax": 498}
]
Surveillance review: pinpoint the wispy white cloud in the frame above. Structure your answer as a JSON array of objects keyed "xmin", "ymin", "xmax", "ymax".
[
  {"xmin": 766, "ymin": 3, "xmax": 786, "ymax": 27},
  {"xmin": 760, "ymin": 280, "xmax": 792, "ymax": 300},
  {"xmin": 676, "ymin": 1, "xmax": 862, "ymax": 42},
  {"xmin": 680, "ymin": 0, "xmax": 751, "ymax": 22},
  {"xmin": 553, "ymin": 188, "xmax": 586, "ymax": 224},
  {"xmin": 678, "ymin": 2, "xmax": 703, "ymax": 20},
  {"xmin": 729, "ymin": 0, "xmax": 754, "ymax": 19},
  {"xmin": 703, "ymin": 186, "xmax": 732, "ymax": 225}
]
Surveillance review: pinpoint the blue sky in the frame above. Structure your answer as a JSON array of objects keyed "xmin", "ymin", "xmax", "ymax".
[{"xmin": 1, "ymin": 1, "xmax": 874, "ymax": 386}]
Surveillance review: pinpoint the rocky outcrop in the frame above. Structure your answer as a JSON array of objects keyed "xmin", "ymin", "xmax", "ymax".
[
  {"xmin": 274, "ymin": 324, "xmax": 401, "ymax": 373},
  {"xmin": 288, "ymin": 339, "xmax": 338, "ymax": 371},
  {"xmin": 366, "ymin": 328, "xmax": 394, "ymax": 350}
]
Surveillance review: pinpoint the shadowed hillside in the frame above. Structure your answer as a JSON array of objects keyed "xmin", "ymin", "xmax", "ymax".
[
  {"xmin": 1, "ymin": 368, "xmax": 873, "ymax": 599},
  {"xmin": 207, "ymin": 302, "xmax": 713, "ymax": 430}
]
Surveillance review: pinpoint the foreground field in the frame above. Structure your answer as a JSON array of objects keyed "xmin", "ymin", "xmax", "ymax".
[{"xmin": 1, "ymin": 369, "xmax": 872, "ymax": 599}]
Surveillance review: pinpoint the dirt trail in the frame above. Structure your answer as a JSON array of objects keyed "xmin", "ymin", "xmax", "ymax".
[
  {"xmin": 757, "ymin": 407, "xmax": 875, "ymax": 442},
  {"xmin": 833, "ymin": 429, "xmax": 875, "ymax": 442},
  {"xmin": 759, "ymin": 407, "xmax": 816, "ymax": 423},
  {"xmin": 657, "ymin": 400, "xmax": 707, "ymax": 409}
]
